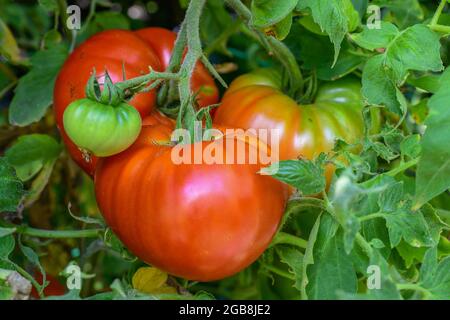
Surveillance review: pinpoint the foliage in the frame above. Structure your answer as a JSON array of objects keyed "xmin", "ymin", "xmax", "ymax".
[{"xmin": 0, "ymin": 0, "xmax": 449, "ymax": 300}]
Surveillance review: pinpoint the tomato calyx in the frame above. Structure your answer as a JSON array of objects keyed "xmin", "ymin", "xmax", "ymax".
[{"xmin": 85, "ymin": 70, "xmax": 125, "ymax": 107}]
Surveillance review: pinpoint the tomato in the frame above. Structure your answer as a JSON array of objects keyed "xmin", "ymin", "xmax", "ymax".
[
  {"xmin": 94, "ymin": 121, "xmax": 288, "ymax": 281},
  {"xmin": 54, "ymin": 28, "xmax": 219, "ymax": 176},
  {"xmin": 63, "ymin": 97, "xmax": 141, "ymax": 157},
  {"xmin": 215, "ymin": 69, "xmax": 376, "ymax": 184}
]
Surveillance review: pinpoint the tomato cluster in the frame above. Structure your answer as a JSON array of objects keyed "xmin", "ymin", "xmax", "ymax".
[
  {"xmin": 54, "ymin": 28, "xmax": 370, "ymax": 281},
  {"xmin": 54, "ymin": 28, "xmax": 218, "ymax": 176}
]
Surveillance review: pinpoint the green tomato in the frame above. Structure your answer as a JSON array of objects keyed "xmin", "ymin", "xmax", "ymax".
[{"xmin": 63, "ymin": 98, "xmax": 141, "ymax": 157}]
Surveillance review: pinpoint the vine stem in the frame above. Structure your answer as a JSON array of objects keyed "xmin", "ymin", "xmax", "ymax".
[
  {"xmin": 358, "ymin": 212, "xmax": 384, "ymax": 222},
  {"xmin": 396, "ymin": 283, "xmax": 431, "ymax": 299},
  {"xmin": 385, "ymin": 158, "xmax": 419, "ymax": 177},
  {"xmin": 224, "ymin": 0, "xmax": 304, "ymax": 96},
  {"xmin": 270, "ymin": 232, "xmax": 308, "ymax": 249},
  {"xmin": 176, "ymin": 0, "xmax": 207, "ymax": 129},
  {"xmin": 15, "ymin": 225, "xmax": 102, "ymax": 238},
  {"xmin": 115, "ymin": 71, "xmax": 180, "ymax": 91},
  {"xmin": 10, "ymin": 261, "xmax": 45, "ymax": 299},
  {"xmin": 263, "ymin": 264, "xmax": 296, "ymax": 280},
  {"xmin": 430, "ymin": 0, "xmax": 447, "ymax": 27}
]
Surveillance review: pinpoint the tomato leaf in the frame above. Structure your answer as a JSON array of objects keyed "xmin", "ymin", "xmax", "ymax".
[
  {"xmin": 0, "ymin": 235, "xmax": 15, "ymax": 260},
  {"xmin": 276, "ymin": 246, "xmax": 303, "ymax": 291},
  {"xmin": 351, "ymin": 21, "xmax": 399, "ymax": 51},
  {"xmin": 374, "ymin": 0, "xmax": 423, "ymax": 30},
  {"xmin": 305, "ymin": 214, "xmax": 358, "ymax": 299},
  {"xmin": 298, "ymin": 0, "xmax": 359, "ymax": 64},
  {"xmin": 361, "ymin": 25, "xmax": 443, "ymax": 115},
  {"xmin": 0, "ymin": 18, "xmax": 25, "ymax": 65},
  {"xmin": 0, "ymin": 158, "xmax": 25, "ymax": 213},
  {"xmin": 5, "ymin": 134, "xmax": 62, "ymax": 182},
  {"xmin": 414, "ymin": 68, "xmax": 450, "ymax": 209},
  {"xmin": 251, "ymin": 0, "xmax": 298, "ymax": 28},
  {"xmin": 301, "ymin": 213, "xmax": 321, "ymax": 299},
  {"xmin": 8, "ymin": 44, "xmax": 68, "ymax": 126},
  {"xmin": 418, "ymin": 247, "xmax": 450, "ymax": 299},
  {"xmin": 260, "ymin": 155, "xmax": 326, "ymax": 195}
]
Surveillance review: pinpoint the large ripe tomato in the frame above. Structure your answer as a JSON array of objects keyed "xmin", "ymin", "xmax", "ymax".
[
  {"xmin": 54, "ymin": 28, "xmax": 219, "ymax": 176},
  {"xmin": 94, "ymin": 121, "xmax": 287, "ymax": 281},
  {"xmin": 214, "ymin": 69, "xmax": 376, "ymax": 184}
]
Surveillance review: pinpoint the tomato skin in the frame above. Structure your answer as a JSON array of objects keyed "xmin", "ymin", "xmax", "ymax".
[
  {"xmin": 215, "ymin": 70, "xmax": 370, "ymax": 184},
  {"xmin": 54, "ymin": 28, "xmax": 218, "ymax": 176},
  {"xmin": 95, "ymin": 122, "xmax": 287, "ymax": 281},
  {"xmin": 63, "ymin": 98, "xmax": 142, "ymax": 157}
]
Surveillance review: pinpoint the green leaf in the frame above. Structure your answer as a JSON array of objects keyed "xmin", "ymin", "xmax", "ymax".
[
  {"xmin": 362, "ymin": 55, "xmax": 401, "ymax": 114},
  {"xmin": 383, "ymin": 207, "xmax": 435, "ymax": 248},
  {"xmin": 385, "ymin": 25, "xmax": 443, "ymax": 81},
  {"xmin": 38, "ymin": 0, "xmax": 58, "ymax": 12},
  {"xmin": 18, "ymin": 238, "xmax": 45, "ymax": 292},
  {"xmin": 305, "ymin": 214, "xmax": 358, "ymax": 299},
  {"xmin": 276, "ymin": 246, "xmax": 303, "ymax": 291},
  {"xmin": 0, "ymin": 18, "xmax": 24, "ymax": 64},
  {"xmin": 0, "ymin": 228, "xmax": 15, "ymax": 238},
  {"xmin": 268, "ymin": 12, "xmax": 293, "ymax": 41},
  {"xmin": 362, "ymin": 25, "xmax": 443, "ymax": 114},
  {"xmin": 374, "ymin": 0, "xmax": 423, "ymax": 30},
  {"xmin": 400, "ymin": 134, "xmax": 421, "ymax": 159},
  {"xmin": 419, "ymin": 247, "xmax": 450, "ymax": 299},
  {"xmin": 414, "ymin": 68, "xmax": 450, "ymax": 209},
  {"xmin": 340, "ymin": 249, "xmax": 402, "ymax": 299},
  {"xmin": 0, "ymin": 158, "xmax": 25, "ymax": 212},
  {"xmin": 23, "ymin": 159, "xmax": 57, "ymax": 208},
  {"xmin": 251, "ymin": 0, "xmax": 298, "ymax": 28},
  {"xmin": 396, "ymin": 240, "xmax": 427, "ymax": 268},
  {"xmin": 0, "ymin": 235, "xmax": 15, "ymax": 260},
  {"xmin": 351, "ymin": 21, "xmax": 399, "ymax": 51},
  {"xmin": 9, "ymin": 44, "xmax": 68, "ymax": 126},
  {"xmin": 301, "ymin": 214, "xmax": 321, "ymax": 299},
  {"xmin": 5, "ymin": 134, "xmax": 62, "ymax": 181},
  {"xmin": 298, "ymin": 0, "xmax": 359, "ymax": 64},
  {"xmin": 261, "ymin": 156, "xmax": 326, "ymax": 195}
]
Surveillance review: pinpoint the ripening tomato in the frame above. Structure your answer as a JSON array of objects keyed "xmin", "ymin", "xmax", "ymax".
[
  {"xmin": 54, "ymin": 28, "xmax": 219, "ymax": 176},
  {"xmin": 94, "ymin": 120, "xmax": 288, "ymax": 281},
  {"xmin": 214, "ymin": 69, "xmax": 378, "ymax": 184}
]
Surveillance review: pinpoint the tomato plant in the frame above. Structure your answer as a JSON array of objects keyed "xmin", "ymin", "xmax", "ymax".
[{"xmin": 1, "ymin": 0, "xmax": 450, "ymax": 303}]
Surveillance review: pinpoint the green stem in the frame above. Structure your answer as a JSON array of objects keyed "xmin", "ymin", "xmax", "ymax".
[
  {"xmin": 430, "ymin": 0, "xmax": 447, "ymax": 27},
  {"xmin": 224, "ymin": 0, "xmax": 303, "ymax": 96},
  {"xmin": 396, "ymin": 283, "xmax": 431, "ymax": 299},
  {"xmin": 116, "ymin": 71, "xmax": 180, "ymax": 91},
  {"xmin": 157, "ymin": 21, "xmax": 187, "ymax": 106},
  {"xmin": 10, "ymin": 261, "xmax": 44, "ymax": 299},
  {"xmin": 176, "ymin": 0, "xmax": 207, "ymax": 130},
  {"xmin": 355, "ymin": 233, "xmax": 373, "ymax": 257},
  {"xmin": 359, "ymin": 212, "xmax": 384, "ymax": 222},
  {"xmin": 385, "ymin": 158, "xmax": 419, "ymax": 177},
  {"xmin": 263, "ymin": 265, "xmax": 296, "ymax": 281},
  {"xmin": 270, "ymin": 232, "xmax": 308, "ymax": 249},
  {"xmin": 16, "ymin": 226, "xmax": 102, "ymax": 238},
  {"xmin": 429, "ymin": 24, "xmax": 450, "ymax": 34}
]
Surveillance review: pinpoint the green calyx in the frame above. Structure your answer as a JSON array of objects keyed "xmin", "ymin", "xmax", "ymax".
[{"xmin": 85, "ymin": 69, "xmax": 125, "ymax": 106}]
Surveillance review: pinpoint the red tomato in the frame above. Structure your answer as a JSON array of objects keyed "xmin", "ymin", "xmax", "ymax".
[
  {"xmin": 54, "ymin": 28, "xmax": 218, "ymax": 176},
  {"xmin": 95, "ymin": 121, "xmax": 287, "ymax": 281}
]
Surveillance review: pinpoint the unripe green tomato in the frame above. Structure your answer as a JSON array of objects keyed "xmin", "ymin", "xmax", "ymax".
[{"xmin": 63, "ymin": 98, "xmax": 141, "ymax": 157}]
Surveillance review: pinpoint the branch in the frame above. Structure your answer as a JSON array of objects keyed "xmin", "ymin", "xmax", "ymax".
[{"xmin": 224, "ymin": 0, "xmax": 303, "ymax": 96}]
